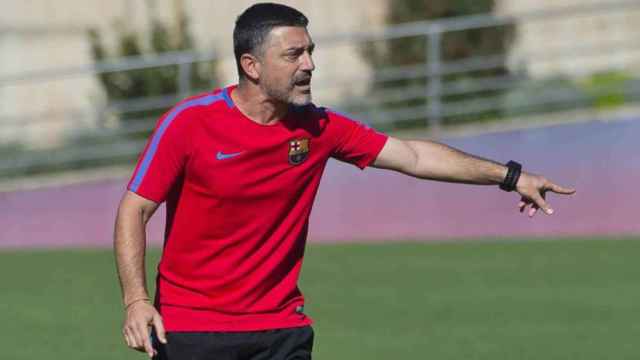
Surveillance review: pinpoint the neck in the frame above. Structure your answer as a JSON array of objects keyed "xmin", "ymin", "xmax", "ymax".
[{"xmin": 231, "ymin": 81, "xmax": 289, "ymax": 125}]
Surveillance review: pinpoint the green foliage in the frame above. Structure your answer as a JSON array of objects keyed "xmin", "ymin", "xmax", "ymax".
[
  {"xmin": 502, "ymin": 77, "xmax": 591, "ymax": 118},
  {"xmin": 0, "ymin": 142, "xmax": 27, "ymax": 179},
  {"xmin": 368, "ymin": 0, "xmax": 510, "ymax": 67},
  {"xmin": 501, "ymin": 70, "xmax": 640, "ymax": 119},
  {"xmin": 89, "ymin": 11, "xmax": 219, "ymax": 139},
  {"xmin": 579, "ymin": 70, "xmax": 637, "ymax": 109},
  {"xmin": 358, "ymin": 0, "xmax": 515, "ymax": 129},
  {"xmin": 0, "ymin": 142, "xmax": 25, "ymax": 158}
]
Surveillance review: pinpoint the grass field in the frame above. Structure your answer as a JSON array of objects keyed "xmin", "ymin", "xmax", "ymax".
[{"xmin": 1, "ymin": 237, "xmax": 639, "ymax": 360}]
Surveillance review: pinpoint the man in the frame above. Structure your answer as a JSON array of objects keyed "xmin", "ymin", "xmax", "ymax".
[{"xmin": 114, "ymin": 3, "xmax": 575, "ymax": 360}]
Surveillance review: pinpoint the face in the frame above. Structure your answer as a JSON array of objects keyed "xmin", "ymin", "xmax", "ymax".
[{"xmin": 255, "ymin": 26, "xmax": 316, "ymax": 106}]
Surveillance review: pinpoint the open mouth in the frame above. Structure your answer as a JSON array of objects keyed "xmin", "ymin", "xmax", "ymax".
[{"xmin": 294, "ymin": 78, "xmax": 311, "ymax": 87}]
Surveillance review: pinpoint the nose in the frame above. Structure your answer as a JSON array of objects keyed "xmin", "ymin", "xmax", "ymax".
[{"xmin": 300, "ymin": 51, "xmax": 315, "ymax": 72}]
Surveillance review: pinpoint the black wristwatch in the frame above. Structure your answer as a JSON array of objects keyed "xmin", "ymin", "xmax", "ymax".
[{"xmin": 499, "ymin": 161, "xmax": 522, "ymax": 192}]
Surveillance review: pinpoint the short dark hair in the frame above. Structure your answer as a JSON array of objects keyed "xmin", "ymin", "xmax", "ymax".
[{"xmin": 233, "ymin": 3, "xmax": 309, "ymax": 79}]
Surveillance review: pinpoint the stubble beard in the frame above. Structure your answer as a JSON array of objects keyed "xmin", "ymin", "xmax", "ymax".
[{"xmin": 262, "ymin": 79, "xmax": 312, "ymax": 107}]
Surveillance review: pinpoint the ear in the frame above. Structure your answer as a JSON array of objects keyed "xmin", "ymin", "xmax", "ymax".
[{"xmin": 240, "ymin": 53, "xmax": 261, "ymax": 81}]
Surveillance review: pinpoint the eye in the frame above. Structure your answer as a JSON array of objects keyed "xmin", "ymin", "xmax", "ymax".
[{"xmin": 285, "ymin": 50, "xmax": 303, "ymax": 61}]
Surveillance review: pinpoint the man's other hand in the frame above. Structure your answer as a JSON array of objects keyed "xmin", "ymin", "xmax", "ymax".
[{"xmin": 122, "ymin": 300, "xmax": 167, "ymax": 358}]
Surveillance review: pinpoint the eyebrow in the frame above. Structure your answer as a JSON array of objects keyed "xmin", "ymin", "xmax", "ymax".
[{"xmin": 285, "ymin": 43, "xmax": 316, "ymax": 52}]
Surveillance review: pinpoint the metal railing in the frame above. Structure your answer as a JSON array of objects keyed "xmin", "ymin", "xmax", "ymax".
[{"xmin": 1, "ymin": 0, "xmax": 640, "ymax": 180}]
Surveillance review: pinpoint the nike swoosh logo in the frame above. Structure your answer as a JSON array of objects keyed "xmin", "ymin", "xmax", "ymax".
[{"xmin": 216, "ymin": 151, "xmax": 243, "ymax": 160}]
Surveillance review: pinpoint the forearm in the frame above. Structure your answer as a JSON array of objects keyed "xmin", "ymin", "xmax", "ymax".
[
  {"xmin": 406, "ymin": 140, "xmax": 507, "ymax": 185},
  {"xmin": 114, "ymin": 201, "xmax": 151, "ymax": 305}
]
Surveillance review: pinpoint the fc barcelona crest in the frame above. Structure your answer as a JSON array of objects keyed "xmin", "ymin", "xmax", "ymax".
[{"xmin": 288, "ymin": 138, "xmax": 310, "ymax": 165}]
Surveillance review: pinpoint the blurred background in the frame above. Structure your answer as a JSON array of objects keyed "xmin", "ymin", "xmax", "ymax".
[{"xmin": 0, "ymin": 0, "xmax": 639, "ymax": 359}]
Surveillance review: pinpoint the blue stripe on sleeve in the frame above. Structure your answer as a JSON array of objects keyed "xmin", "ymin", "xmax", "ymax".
[{"xmin": 130, "ymin": 94, "xmax": 223, "ymax": 192}]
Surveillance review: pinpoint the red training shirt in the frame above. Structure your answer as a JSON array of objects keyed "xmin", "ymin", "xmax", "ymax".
[{"xmin": 127, "ymin": 85, "xmax": 388, "ymax": 332}]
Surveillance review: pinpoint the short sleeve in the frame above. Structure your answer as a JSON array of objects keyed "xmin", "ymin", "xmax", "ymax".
[
  {"xmin": 329, "ymin": 110, "xmax": 388, "ymax": 169},
  {"xmin": 127, "ymin": 105, "xmax": 197, "ymax": 203}
]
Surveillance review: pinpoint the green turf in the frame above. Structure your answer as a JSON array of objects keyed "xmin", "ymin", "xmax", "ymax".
[{"xmin": 1, "ymin": 238, "xmax": 638, "ymax": 359}]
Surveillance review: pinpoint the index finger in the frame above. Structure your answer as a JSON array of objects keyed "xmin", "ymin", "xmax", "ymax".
[
  {"xmin": 143, "ymin": 337, "xmax": 156, "ymax": 358},
  {"xmin": 136, "ymin": 322, "xmax": 155, "ymax": 358},
  {"xmin": 547, "ymin": 182, "xmax": 576, "ymax": 195}
]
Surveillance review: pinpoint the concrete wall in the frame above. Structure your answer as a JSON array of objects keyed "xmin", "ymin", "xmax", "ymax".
[
  {"xmin": 0, "ymin": 28, "xmax": 101, "ymax": 147},
  {"xmin": 495, "ymin": 0, "xmax": 640, "ymax": 77},
  {"xmin": 1, "ymin": 118, "xmax": 637, "ymax": 248}
]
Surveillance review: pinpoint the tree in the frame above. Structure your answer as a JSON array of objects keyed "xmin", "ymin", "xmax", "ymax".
[
  {"xmin": 359, "ymin": 0, "xmax": 514, "ymax": 129},
  {"xmin": 89, "ymin": 8, "xmax": 219, "ymax": 140}
]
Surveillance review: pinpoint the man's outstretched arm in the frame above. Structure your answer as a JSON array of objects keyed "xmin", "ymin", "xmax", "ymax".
[
  {"xmin": 372, "ymin": 137, "xmax": 576, "ymax": 217},
  {"xmin": 114, "ymin": 191, "xmax": 167, "ymax": 357}
]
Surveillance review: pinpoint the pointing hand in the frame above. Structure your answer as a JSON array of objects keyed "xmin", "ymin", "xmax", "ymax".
[{"xmin": 515, "ymin": 172, "xmax": 576, "ymax": 218}]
